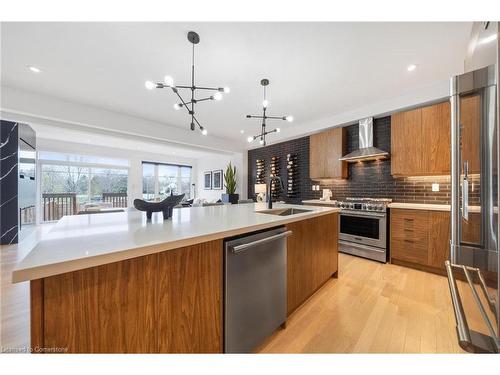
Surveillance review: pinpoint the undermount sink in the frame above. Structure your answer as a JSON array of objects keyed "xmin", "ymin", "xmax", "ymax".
[{"xmin": 256, "ymin": 208, "xmax": 312, "ymax": 216}]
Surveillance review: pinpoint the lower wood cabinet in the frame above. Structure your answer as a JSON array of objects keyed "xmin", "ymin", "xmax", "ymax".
[
  {"xmin": 390, "ymin": 209, "xmax": 450, "ymax": 271},
  {"xmin": 286, "ymin": 213, "xmax": 338, "ymax": 315},
  {"xmin": 33, "ymin": 240, "xmax": 223, "ymax": 354},
  {"xmin": 391, "ymin": 209, "xmax": 483, "ymax": 272},
  {"xmin": 157, "ymin": 241, "xmax": 222, "ymax": 353}
]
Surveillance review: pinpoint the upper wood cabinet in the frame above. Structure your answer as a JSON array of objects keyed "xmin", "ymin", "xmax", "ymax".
[
  {"xmin": 421, "ymin": 102, "xmax": 451, "ymax": 175},
  {"xmin": 391, "ymin": 101, "xmax": 451, "ymax": 176},
  {"xmin": 309, "ymin": 127, "xmax": 347, "ymax": 179},
  {"xmin": 391, "ymin": 107, "xmax": 422, "ymax": 176}
]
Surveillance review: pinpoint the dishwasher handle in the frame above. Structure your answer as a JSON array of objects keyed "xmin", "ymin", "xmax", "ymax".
[{"xmin": 231, "ymin": 230, "xmax": 293, "ymax": 254}]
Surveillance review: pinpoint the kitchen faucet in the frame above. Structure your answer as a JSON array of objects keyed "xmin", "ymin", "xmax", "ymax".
[{"xmin": 267, "ymin": 176, "xmax": 284, "ymax": 209}]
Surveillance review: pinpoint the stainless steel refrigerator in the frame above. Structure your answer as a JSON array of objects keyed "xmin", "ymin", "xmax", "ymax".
[{"xmin": 447, "ymin": 22, "xmax": 500, "ymax": 353}]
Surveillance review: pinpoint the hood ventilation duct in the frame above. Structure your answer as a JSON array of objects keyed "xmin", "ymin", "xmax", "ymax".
[{"xmin": 339, "ymin": 117, "xmax": 390, "ymax": 162}]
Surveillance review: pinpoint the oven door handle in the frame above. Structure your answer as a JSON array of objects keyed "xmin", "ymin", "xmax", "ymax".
[{"xmin": 340, "ymin": 212, "xmax": 385, "ymax": 219}]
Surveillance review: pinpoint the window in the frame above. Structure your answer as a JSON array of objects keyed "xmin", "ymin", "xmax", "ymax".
[
  {"xmin": 142, "ymin": 163, "xmax": 155, "ymax": 200},
  {"xmin": 39, "ymin": 152, "xmax": 129, "ymax": 221},
  {"xmin": 142, "ymin": 162, "xmax": 192, "ymax": 201}
]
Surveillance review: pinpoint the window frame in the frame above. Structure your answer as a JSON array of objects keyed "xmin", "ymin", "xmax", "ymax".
[
  {"xmin": 141, "ymin": 161, "xmax": 192, "ymax": 200},
  {"xmin": 39, "ymin": 157, "xmax": 129, "ymax": 210}
]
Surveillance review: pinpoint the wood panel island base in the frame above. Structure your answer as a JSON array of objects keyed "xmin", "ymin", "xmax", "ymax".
[{"xmin": 17, "ymin": 204, "xmax": 339, "ymax": 353}]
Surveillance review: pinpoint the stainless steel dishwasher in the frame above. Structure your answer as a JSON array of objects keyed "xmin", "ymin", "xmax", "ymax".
[{"xmin": 224, "ymin": 226, "xmax": 291, "ymax": 353}]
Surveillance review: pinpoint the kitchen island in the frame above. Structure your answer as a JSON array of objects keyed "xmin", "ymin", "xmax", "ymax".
[{"xmin": 13, "ymin": 203, "xmax": 339, "ymax": 353}]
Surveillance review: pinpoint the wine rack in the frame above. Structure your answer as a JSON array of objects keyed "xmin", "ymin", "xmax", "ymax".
[
  {"xmin": 286, "ymin": 153, "xmax": 299, "ymax": 197},
  {"xmin": 256, "ymin": 159, "xmax": 266, "ymax": 185},
  {"xmin": 270, "ymin": 156, "xmax": 281, "ymax": 199}
]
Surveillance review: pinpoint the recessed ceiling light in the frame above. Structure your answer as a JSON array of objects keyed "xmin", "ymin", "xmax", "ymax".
[
  {"xmin": 478, "ymin": 34, "xmax": 497, "ymax": 45},
  {"xmin": 28, "ymin": 66, "xmax": 41, "ymax": 73},
  {"xmin": 240, "ymin": 130, "xmax": 245, "ymax": 134},
  {"xmin": 407, "ymin": 64, "xmax": 417, "ymax": 72}
]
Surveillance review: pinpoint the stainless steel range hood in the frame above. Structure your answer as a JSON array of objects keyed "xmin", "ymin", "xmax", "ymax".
[{"xmin": 339, "ymin": 118, "xmax": 389, "ymax": 162}]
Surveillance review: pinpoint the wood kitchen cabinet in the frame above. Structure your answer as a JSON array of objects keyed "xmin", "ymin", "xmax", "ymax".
[
  {"xmin": 391, "ymin": 101, "xmax": 451, "ymax": 176},
  {"xmin": 390, "ymin": 209, "xmax": 450, "ymax": 271},
  {"xmin": 33, "ymin": 240, "xmax": 223, "ymax": 353},
  {"xmin": 427, "ymin": 211, "xmax": 451, "ymax": 269},
  {"xmin": 391, "ymin": 108, "xmax": 422, "ymax": 176},
  {"xmin": 286, "ymin": 213, "xmax": 338, "ymax": 316},
  {"xmin": 421, "ymin": 102, "xmax": 451, "ymax": 175},
  {"xmin": 309, "ymin": 127, "xmax": 347, "ymax": 179},
  {"xmin": 391, "ymin": 209, "xmax": 429, "ymax": 265}
]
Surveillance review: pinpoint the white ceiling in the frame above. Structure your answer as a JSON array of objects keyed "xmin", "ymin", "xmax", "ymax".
[{"xmin": 1, "ymin": 22, "xmax": 471, "ymax": 146}]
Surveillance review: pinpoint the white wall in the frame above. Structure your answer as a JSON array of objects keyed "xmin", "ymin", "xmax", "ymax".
[
  {"xmin": 196, "ymin": 153, "xmax": 246, "ymax": 202},
  {"xmin": 1, "ymin": 85, "xmax": 243, "ymax": 153}
]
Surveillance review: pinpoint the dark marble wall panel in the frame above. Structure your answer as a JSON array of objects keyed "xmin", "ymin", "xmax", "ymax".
[{"xmin": 1, "ymin": 120, "xmax": 19, "ymax": 244}]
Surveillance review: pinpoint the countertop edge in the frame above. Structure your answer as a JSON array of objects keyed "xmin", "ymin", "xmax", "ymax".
[
  {"xmin": 12, "ymin": 207, "xmax": 339, "ymax": 283},
  {"xmin": 388, "ymin": 203, "xmax": 451, "ymax": 211}
]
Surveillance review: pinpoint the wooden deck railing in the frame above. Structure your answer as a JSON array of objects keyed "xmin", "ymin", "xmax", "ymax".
[
  {"xmin": 42, "ymin": 193, "xmax": 77, "ymax": 222},
  {"xmin": 102, "ymin": 192, "xmax": 128, "ymax": 208}
]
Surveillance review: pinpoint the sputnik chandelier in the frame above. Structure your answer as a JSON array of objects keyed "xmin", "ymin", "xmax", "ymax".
[
  {"xmin": 246, "ymin": 79, "xmax": 293, "ymax": 146},
  {"xmin": 145, "ymin": 31, "xmax": 229, "ymax": 135}
]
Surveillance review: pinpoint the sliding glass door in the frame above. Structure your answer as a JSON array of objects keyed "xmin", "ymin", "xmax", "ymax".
[
  {"xmin": 142, "ymin": 162, "xmax": 192, "ymax": 201},
  {"xmin": 39, "ymin": 152, "xmax": 129, "ymax": 221}
]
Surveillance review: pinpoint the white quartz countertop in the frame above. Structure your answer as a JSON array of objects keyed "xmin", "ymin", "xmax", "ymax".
[
  {"xmin": 388, "ymin": 202, "xmax": 452, "ymax": 211},
  {"xmin": 388, "ymin": 202, "xmax": 483, "ymax": 213},
  {"xmin": 302, "ymin": 199, "xmax": 338, "ymax": 205},
  {"xmin": 12, "ymin": 203, "xmax": 339, "ymax": 283}
]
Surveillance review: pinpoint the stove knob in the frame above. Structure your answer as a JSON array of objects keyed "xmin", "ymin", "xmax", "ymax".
[{"xmin": 366, "ymin": 204, "xmax": 372, "ymax": 210}]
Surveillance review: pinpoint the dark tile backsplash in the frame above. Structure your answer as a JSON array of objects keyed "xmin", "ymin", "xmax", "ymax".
[
  {"xmin": 248, "ymin": 136, "xmax": 312, "ymax": 204},
  {"xmin": 247, "ymin": 116, "xmax": 480, "ymax": 205}
]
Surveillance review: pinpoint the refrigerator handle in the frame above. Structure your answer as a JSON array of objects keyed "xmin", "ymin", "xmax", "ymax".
[
  {"xmin": 461, "ymin": 161, "xmax": 469, "ymax": 221},
  {"xmin": 450, "ymin": 83, "xmax": 460, "ymax": 264},
  {"xmin": 445, "ymin": 260, "xmax": 499, "ymax": 353}
]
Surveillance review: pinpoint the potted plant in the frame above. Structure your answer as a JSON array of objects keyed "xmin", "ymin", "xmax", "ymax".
[{"xmin": 221, "ymin": 162, "xmax": 239, "ymax": 204}]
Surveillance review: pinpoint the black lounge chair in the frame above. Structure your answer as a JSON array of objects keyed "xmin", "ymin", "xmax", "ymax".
[{"xmin": 133, "ymin": 194, "xmax": 185, "ymax": 220}]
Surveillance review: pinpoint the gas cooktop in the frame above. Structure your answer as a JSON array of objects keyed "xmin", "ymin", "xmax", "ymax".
[{"xmin": 334, "ymin": 197, "xmax": 392, "ymax": 212}]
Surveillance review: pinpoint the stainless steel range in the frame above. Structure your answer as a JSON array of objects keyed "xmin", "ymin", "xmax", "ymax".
[{"xmin": 335, "ymin": 198, "xmax": 392, "ymax": 263}]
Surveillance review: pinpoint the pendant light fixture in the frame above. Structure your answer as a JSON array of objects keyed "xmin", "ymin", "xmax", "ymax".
[
  {"xmin": 246, "ymin": 79, "xmax": 293, "ymax": 146},
  {"xmin": 145, "ymin": 31, "xmax": 230, "ymax": 135}
]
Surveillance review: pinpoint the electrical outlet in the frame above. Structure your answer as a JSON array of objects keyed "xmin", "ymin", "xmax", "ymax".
[{"xmin": 432, "ymin": 183, "xmax": 440, "ymax": 192}]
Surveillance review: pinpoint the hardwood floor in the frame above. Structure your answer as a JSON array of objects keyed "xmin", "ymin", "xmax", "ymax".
[
  {"xmin": 1, "ymin": 224, "xmax": 54, "ymax": 352},
  {"xmin": 0, "ymin": 230, "xmax": 484, "ymax": 353},
  {"xmin": 258, "ymin": 253, "xmax": 485, "ymax": 353}
]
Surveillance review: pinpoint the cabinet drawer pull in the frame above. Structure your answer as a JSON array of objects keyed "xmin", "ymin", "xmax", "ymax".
[
  {"xmin": 404, "ymin": 218, "xmax": 414, "ymax": 222},
  {"xmin": 404, "ymin": 228, "xmax": 414, "ymax": 232},
  {"xmin": 404, "ymin": 239, "xmax": 414, "ymax": 243}
]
